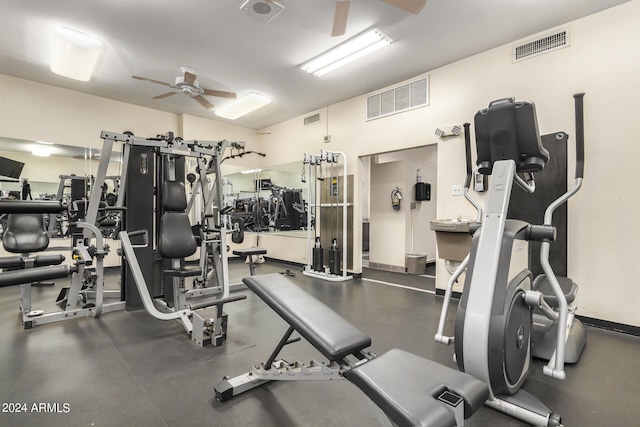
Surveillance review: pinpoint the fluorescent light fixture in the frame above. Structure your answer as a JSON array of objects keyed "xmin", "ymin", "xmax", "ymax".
[
  {"xmin": 301, "ymin": 27, "xmax": 393, "ymax": 77},
  {"xmin": 32, "ymin": 146, "xmax": 52, "ymax": 157},
  {"xmin": 50, "ymin": 27, "xmax": 104, "ymax": 82},
  {"xmin": 36, "ymin": 140, "xmax": 54, "ymax": 145},
  {"xmin": 215, "ymin": 92, "xmax": 271, "ymax": 120},
  {"xmin": 241, "ymin": 168, "xmax": 262, "ymax": 174}
]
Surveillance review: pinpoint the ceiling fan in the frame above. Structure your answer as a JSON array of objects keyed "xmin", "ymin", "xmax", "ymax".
[
  {"xmin": 332, "ymin": 0, "xmax": 427, "ymax": 36},
  {"xmin": 132, "ymin": 67, "xmax": 236, "ymax": 109}
]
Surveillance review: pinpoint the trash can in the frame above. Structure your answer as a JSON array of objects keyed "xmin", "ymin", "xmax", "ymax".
[{"xmin": 406, "ymin": 253, "xmax": 427, "ymax": 274}]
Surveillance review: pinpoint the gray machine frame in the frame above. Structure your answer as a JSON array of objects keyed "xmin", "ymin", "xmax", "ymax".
[
  {"xmin": 98, "ymin": 131, "xmax": 246, "ymax": 347},
  {"xmin": 4, "ymin": 136, "xmax": 127, "ymax": 329}
]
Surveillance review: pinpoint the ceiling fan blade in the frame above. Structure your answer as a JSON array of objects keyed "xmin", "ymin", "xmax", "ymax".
[
  {"xmin": 184, "ymin": 71, "xmax": 197, "ymax": 85},
  {"xmin": 132, "ymin": 75, "xmax": 172, "ymax": 87},
  {"xmin": 202, "ymin": 88, "xmax": 237, "ymax": 99},
  {"xmin": 382, "ymin": 0, "xmax": 426, "ymax": 14},
  {"xmin": 332, "ymin": 1, "xmax": 350, "ymax": 37},
  {"xmin": 193, "ymin": 95, "xmax": 215, "ymax": 109},
  {"xmin": 153, "ymin": 91, "xmax": 178, "ymax": 99}
]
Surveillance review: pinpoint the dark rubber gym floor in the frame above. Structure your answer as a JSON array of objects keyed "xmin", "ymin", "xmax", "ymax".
[{"xmin": 0, "ymin": 259, "xmax": 638, "ymax": 426}]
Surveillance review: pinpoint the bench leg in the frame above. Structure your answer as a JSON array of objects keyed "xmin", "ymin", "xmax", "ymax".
[{"xmin": 215, "ymin": 372, "xmax": 270, "ymax": 402}]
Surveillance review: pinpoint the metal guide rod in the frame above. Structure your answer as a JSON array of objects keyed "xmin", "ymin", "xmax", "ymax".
[{"xmin": 83, "ymin": 137, "xmax": 114, "ymax": 240}]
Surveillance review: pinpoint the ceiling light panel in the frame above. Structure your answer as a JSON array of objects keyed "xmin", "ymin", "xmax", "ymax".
[
  {"xmin": 215, "ymin": 92, "xmax": 271, "ymax": 120},
  {"xmin": 50, "ymin": 27, "xmax": 104, "ymax": 82},
  {"xmin": 301, "ymin": 27, "xmax": 393, "ymax": 77}
]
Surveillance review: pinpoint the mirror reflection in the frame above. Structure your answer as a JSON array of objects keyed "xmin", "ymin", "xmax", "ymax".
[
  {"xmin": 0, "ymin": 137, "xmax": 123, "ymax": 239},
  {"xmin": 0, "ymin": 137, "xmax": 311, "ymax": 238},
  {"xmin": 221, "ymin": 162, "xmax": 309, "ymax": 235}
]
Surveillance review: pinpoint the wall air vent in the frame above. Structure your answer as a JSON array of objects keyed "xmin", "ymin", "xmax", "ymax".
[
  {"xmin": 304, "ymin": 113, "xmax": 320, "ymax": 126},
  {"xmin": 513, "ymin": 29, "xmax": 569, "ymax": 62},
  {"xmin": 367, "ymin": 77, "xmax": 429, "ymax": 121}
]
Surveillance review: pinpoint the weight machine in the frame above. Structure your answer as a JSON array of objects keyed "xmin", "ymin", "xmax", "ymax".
[
  {"xmin": 302, "ymin": 150, "xmax": 352, "ymax": 282},
  {"xmin": 97, "ymin": 131, "xmax": 246, "ymax": 347},
  {"xmin": 0, "ymin": 148, "xmax": 125, "ymax": 329}
]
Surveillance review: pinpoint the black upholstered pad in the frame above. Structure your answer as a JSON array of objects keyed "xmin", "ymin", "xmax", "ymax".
[
  {"xmin": 158, "ymin": 213, "xmax": 197, "ymax": 259},
  {"xmin": 3, "ymin": 214, "xmax": 49, "ymax": 253},
  {"xmin": 0, "ymin": 265, "xmax": 71, "ymax": 288},
  {"xmin": 243, "ymin": 273, "xmax": 371, "ymax": 361},
  {"xmin": 345, "ymin": 349, "xmax": 489, "ymax": 427},
  {"xmin": 163, "ymin": 265, "xmax": 202, "ymax": 278},
  {"xmin": 233, "ymin": 247, "xmax": 267, "ymax": 257},
  {"xmin": 0, "ymin": 254, "xmax": 65, "ymax": 269},
  {"xmin": 0, "ymin": 200, "xmax": 65, "ymax": 214},
  {"xmin": 162, "ymin": 181, "xmax": 188, "ymax": 212}
]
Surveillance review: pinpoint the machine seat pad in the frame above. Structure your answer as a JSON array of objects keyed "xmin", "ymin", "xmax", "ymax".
[
  {"xmin": 3, "ymin": 214, "xmax": 49, "ymax": 253},
  {"xmin": 243, "ymin": 273, "xmax": 371, "ymax": 361},
  {"xmin": 345, "ymin": 349, "xmax": 489, "ymax": 427},
  {"xmin": 233, "ymin": 247, "xmax": 267, "ymax": 257},
  {"xmin": 164, "ymin": 266, "xmax": 202, "ymax": 278},
  {"xmin": 533, "ymin": 274, "xmax": 577, "ymax": 306}
]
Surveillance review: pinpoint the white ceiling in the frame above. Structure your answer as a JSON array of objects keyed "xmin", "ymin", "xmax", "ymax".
[{"xmin": 0, "ymin": 0, "xmax": 629, "ymax": 130}]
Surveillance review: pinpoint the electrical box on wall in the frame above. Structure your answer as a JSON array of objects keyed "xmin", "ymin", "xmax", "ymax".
[{"xmin": 415, "ymin": 182, "xmax": 431, "ymax": 201}]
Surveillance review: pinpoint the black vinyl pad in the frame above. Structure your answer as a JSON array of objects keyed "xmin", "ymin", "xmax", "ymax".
[
  {"xmin": 345, "ymin": 349, "xmax": 489, "ymax": 427},
  {"xmin": 243, "ymin": 273, "xmax": 371, "ymax": 361},
  {"xmin": 233, "ymin": 247, "xmax": 267, "ymax": 257},
  {"xmin": 3, "ymin": 214, "xmax": 49, "ymax": 253}
]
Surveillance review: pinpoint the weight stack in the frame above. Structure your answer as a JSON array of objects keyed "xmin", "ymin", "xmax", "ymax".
[
  {"xmin": 312, "ymin": 247, "xmax": 324, "ymax": 272},
  {"xmin": 329, "ymin": 247, "xmax": 341, "ymax": 275}
]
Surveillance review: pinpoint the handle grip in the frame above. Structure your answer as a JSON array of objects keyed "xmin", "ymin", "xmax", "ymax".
[
  {"xmin": 463, "ymin": 123, "xmax": 472, "ymax": 188},
  {"xmin": 573, "ymin": 93, "xmax": 585, "ymax": 179}
]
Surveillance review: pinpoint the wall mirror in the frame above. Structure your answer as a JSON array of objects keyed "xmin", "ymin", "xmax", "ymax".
[
  {"xmin": 0, "ymin": 137, "xmax": 123, "ymax": 239},
  {"xmin": 221, "ymin": 161, "xmax": 309, "ymax": 236}
]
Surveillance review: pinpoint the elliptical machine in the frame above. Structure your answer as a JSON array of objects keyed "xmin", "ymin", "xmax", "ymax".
[{"xmin": 435, "ymin": 94, "xmax": 586, "ymax": 426}]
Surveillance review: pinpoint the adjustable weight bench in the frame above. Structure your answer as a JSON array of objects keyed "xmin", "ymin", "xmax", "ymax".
[
  {"xmin": 215, "ymin": 273, "xmax": 488, "ymax": 427},
  {"xmin": 232, "ymin": 247, "xmax": 267, "ymax": 276}
]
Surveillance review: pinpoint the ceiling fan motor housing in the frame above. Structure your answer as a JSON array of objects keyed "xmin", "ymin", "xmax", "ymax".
[{"xmin": 174, "ymin": 76, "xmax": 204, "ymax": 96}]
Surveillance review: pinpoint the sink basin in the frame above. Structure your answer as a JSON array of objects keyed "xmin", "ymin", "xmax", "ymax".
[{"xmin": 430, "ymin": 219, "xmax": 472, "ymax": 232}]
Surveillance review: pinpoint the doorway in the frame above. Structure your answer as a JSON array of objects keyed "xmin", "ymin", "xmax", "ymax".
[{"xmin": 360, "ymin": 145, "xmax": 438, "ymax": 274}]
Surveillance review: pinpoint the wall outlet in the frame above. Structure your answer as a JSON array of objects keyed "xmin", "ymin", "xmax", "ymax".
[
  {"xmin": 452, "ymin": 184, "xmax": 463, "ymax": 196},
  {"xmin": 323, "ymin": 135, "xmax": 331, "ymax": 143}
]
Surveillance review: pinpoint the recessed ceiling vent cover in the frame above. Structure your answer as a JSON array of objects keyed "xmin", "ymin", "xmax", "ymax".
[
  {"xmin": 304, "ymin": 113, "xmax": 320, "ymax": 126},
  {"xmin": 240, "ymin": 0, "xmax": 285, "ymax": 23},
  {"xmin": 367, "ymin": 77, "xmax": 429, "ymax": 121},
  {"xmin": 513, "ymin": 29, "xmax": 569, "ymax": 62}
]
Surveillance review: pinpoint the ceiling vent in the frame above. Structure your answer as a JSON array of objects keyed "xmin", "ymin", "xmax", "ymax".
[
  {"xmin": 513, "ymin": 29, "xmax": 569, "ymax": 62},
  {"xmin": 303, "ymin": 113, "xmax": 320, "ymax": 126},
  {"xmin": 240, "ymin": 0, "xmax": 285, "ymax": 23},
  {"xmin": 367, "ymin": 77, "xmax": 429, "ymax": 121}
]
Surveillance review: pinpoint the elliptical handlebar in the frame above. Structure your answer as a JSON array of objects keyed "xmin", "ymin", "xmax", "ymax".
[
  {"xmin": 463, "ymin": 123, "xmax": 473, "ymax": 189},
  {"xmin": 574, "ymin": 93, "xmax": 585, "ymax": 179},
  {"xmin": 539, "ymin": 93, "xmax": 586, "ymax": 381},
  {"xmin": 463, "ymin": 123, "xmax": 483, "ymax": 222}
]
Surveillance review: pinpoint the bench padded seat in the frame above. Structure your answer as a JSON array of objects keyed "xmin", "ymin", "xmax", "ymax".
[
  {"xmin": 233, "ymin": 247, "xmax": 267, "ymax": 257},
  {"xmin": 243, "ymin": 273, "xmax": 371, "ymax": 361},
  {"xmin": 345, "ymin": 349, "xmax": 489, "ymax": 427}
]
